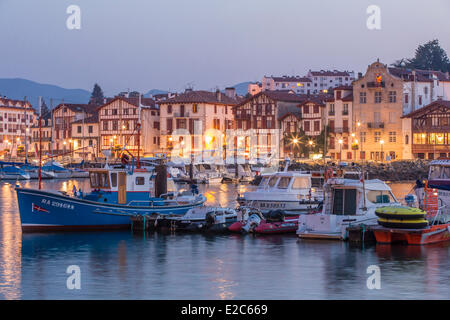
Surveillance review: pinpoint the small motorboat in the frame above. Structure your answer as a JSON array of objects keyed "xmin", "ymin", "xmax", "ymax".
[
  {"xmin": 0, "ymin": 165, "xmax": 30, "ymax": 180},
  {"xmin": 150, "ymin": 206, "xmax": 238, "ymax": 232},
  {"xmin": 229, "ymin": 209, "xmax": 300, "ymax": 234}
]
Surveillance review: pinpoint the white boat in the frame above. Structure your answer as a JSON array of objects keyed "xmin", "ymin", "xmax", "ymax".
[
  {"xmin": 297, "ymin": 177, "xmax": 400, "ymax": 240},
  {"xmin": 42, "ymin": 161, "xmax": 72, "ymax": 179},
  {"xmin": 415, "ymin": 159, "xmax": 450, "ymax": 216},
  {"xmin": 70, "ymin": 168, "xmax": 90, "ymax": 178},
  {"xmin": 223, "ymin": 163, "xmax": 255, "ymax": 182},
  {"xmin": 0, "ymin": 166, "xmax": 30, "ymax": 180},
  {"xmin": 237, "ymin": 168, "xmax": 323, "ymax": 213}
]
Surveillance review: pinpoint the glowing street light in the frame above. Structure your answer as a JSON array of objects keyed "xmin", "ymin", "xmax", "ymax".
[
  {"xmin": 338, "ymin": 139, "xmax": 343, "ymax": 161},
  {"xmin": 380, "ymin": 139, "xmax": 384, "ymax": 162}
]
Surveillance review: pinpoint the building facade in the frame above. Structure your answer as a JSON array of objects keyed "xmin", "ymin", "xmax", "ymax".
[
  {"xmin": 98, "ymin": 97, "xmax": 160, "ymax": 158},
  {"xmin": 159, "ymin": 89, "xmax": 238, "ymax": 162},
  {"xmin": 306, "ymin": 70, "xmax": 355, "ymax": 94},
  {"xmin": 325, "ymin": 86, "xmax": 354, "ymax": 160},
  {"xmin": 0, "ymin": 97, "xmax": 36, "ymax": 158},
  {"xmin": 262, "ymin": 76, "xmax": 312, "ymax": 94},
  {"xmin": 71, "ymin": 114, "xmax": 100, "ymax": 161},
  {"xmin": 403, "ymin": 100, "xmax": 450, "ymax": 160},
  {"xmin": 51, "ymin": 103, "xmax": 97, "ymax": 157}
]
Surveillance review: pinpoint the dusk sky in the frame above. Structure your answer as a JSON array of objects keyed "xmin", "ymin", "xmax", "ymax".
[{"xmin": 1, "ymin": 0, "xmax": 450, "ymax": 96}]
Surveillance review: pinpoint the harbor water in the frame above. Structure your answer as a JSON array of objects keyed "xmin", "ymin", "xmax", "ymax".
[{"xmin": 0, "ymin": 179, "xmax": 449, "ymax": 300}]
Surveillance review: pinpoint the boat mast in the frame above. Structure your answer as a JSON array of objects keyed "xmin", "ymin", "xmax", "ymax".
[
  {"xmin": 38, "ymin": 96, "xmax": 42, "ymax": 190},
  {"xmin": 24, "ymin": 96, "xmax": 28, "ymax": 164},
  {"xmin": 137, "ymin": 93, "xmax": 141, "ymax": 168},
  {"xmin": 50, "ymin": 98, "xmax": 54, "ymax": 159}
]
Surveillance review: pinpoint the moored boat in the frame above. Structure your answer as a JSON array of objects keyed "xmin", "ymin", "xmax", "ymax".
[
  {"xmin": 297, "ymin": 172, "xmax": 400, "ymax": 240},
  {"xmin": 150, "ymin": 206, "xmax": 238, "ymax": 232},
  {"xmin": 41, "ymin": 161, "xmax": 72, "ymax": 179},
  {"xmin": 0, "ymin": 165, "xmax": 30, "ymax": 180},
  {"xmin": 237, "ymin": 163, "xmax": 323, "ymax": 214},
  {"xmin": 16, "ymin": 165, "xmax": 206, "ymax": 231}
]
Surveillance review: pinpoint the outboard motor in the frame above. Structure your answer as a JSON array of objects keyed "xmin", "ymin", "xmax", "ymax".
[
  {"xmin": 242, "ymin": 213, "xmax": 262, "ymax": 233},
  {"xmin": 205, "ymin": 212, "xmax": 216, "ymax": 226}
]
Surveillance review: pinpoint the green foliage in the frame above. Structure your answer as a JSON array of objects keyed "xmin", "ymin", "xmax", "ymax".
[
  {"xmin": 90, "ymin": 83, "xmax": 104, "ymax": 105},
  {"xmin": 392, "ymin": 39, "xmax": 450, "ymax": 72}
]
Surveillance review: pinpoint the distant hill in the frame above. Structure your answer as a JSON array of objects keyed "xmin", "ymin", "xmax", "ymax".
[
  {"xmin": 145, "ymin": 89, "xmax": 169, "ymax": 97},
  {"xmin": 0, "ymin": 78, "xmax": 91, "ymax": 106},
  {"xmin": 229, "ymin": 82, "xmax": 250, "ymax": 96}
]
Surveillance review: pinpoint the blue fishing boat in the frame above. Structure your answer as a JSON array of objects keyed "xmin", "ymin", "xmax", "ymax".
[{"xmin": 16, "ymin": 165, "xmax": 206, "ymax": 231}]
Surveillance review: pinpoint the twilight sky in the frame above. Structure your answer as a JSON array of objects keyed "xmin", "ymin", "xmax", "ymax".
[{"xmin": 1, "ymin": 0, "xmax": 449, "ymax": 96}]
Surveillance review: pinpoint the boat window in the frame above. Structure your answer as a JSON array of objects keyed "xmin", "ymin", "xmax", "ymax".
[
  {"xmin": 136, "ymin": 177, "xmax": 145, "ymax": 185},
  {"xmin": 110, "ymin": 173, "xmax": 117, "ymax": 187},
  {"xmin": 203, "ymin": 164, "xmax": 211, "ymax": 170},
  {"xmin": 332, "ymin": 188, "xmax": 357, "ymax": 215},
  {"xmin": 367, "ymin": 190, "xmax": 395, "ymax": 204},
  {"xmin": 259, "ymin": 177, "xmax": 269, "ymax": 187},
  {"xmin": 268, "ymin": 176, "xmax": 278, "ymax": 187},
  {"xmin": 430, "ymin": 165, "xmax": 450, "ymax": 179},
  {"xmin": 292, "ymin": 177, "xmax": 310, "ymax": 189},
  {"xmin": 277, "ymin": 177, "xmax": 291, "ymax": 189},
  {"xmin": 90, "ymin": 171, "xmax": 110, "ymax": 188}
]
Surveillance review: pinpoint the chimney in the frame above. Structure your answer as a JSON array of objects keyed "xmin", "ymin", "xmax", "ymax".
[
  {"xmin": 216, "ymin": 89, "xmax": 222, "ymax": 102},
  {"xmin": 358, "ymin": 72, "xmax": 363, "ymax": 79},
  {"xmin": 225, "ymin": 87, "xmax": 236, "ymax": 99}
]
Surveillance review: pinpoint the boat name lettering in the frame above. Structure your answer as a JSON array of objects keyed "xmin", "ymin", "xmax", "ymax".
[
  {"xmin": 259, "ymin": 202, "xmax": 286, "ymax": 208},
  {"xmin": 41, "ymin": 199, "xmax": 75, "ymax": 210}
]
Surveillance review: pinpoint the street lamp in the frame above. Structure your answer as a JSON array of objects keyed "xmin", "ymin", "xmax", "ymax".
[
  {"xmin": 380, "ymin": 139, "xmax": 384, "ymax": 162},
  {"xmin": 308, "ymin": 140, "xmax": 313, "ymax": 159},
  {"xmin": 292, "ymin": 138, "xmax": 299, "ymax": 159},
  {"xmin": 338, "ymin": 139, "xmax": 343, "ymax": 161}
]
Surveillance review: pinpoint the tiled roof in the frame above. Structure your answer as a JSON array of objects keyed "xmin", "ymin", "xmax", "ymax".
[
  {"xmin": 72, "ymin": 113, "xmax": 99, "ymax": 124},
  {"xmin": 53, "ymin": 103, "xmax": 98, "ymax": 114},
  {"xmin": 158, "ymin": 90, "xmax": 239, "ymax": 105},
  {"xmin": 98, "ymin": 97, "xmax": 157, "ymax": 110},
  {"xmin": 309, "ymin": 70, "xmax": 352, "ymax": 77},
  {"xmin": 270, "ymin": 76, "xmax": 312, "ymax": 82},
  {"xmin": 402, "ymin": 99, "xmax": 450, "ymax": 118},
  {"xmin": 342, "ymin": 93, "xmax": 353, "ymax": 101},
  {"xmin": 388, "ymin": 67, "xmax": 450, "ymax": 82}
]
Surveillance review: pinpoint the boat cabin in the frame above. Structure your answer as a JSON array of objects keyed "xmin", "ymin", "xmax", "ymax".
[
  {"xmin": 257, "ymin": 172, "xmax": 312, "ymax": 192},
  {"xmin": 88, "ymin": 168, "xmax": 177, "ymax": 204},
  {"xmin": 325, "ymin": 179, "xmax": 398, "ymax": 216}
]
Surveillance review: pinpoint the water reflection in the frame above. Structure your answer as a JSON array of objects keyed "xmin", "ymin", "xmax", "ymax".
[{"xmin": 0, "ymin": 180, "xmax": 449, "ymax": 299}]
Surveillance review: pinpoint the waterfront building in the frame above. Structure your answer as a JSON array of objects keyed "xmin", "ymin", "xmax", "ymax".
[
  {"xmin": 70, "ymin": 113, "xmax": 100, "ymax": 161},
  {"xmin": 324, "ymin": 86, "xmax": 354, "ymax": 160},
  {"xmin": 353, "ymin": 60, "xmax": 448, "ymax": 161},
  {"xmin": 402, "ymin": 100, "xmax": 450, "ymax": 160},
  {"xmin": 235, "ymin": 91, "xmax": 330, "ymax": 160},
  {"xmin": 306, "ymin": 70, "xmax": 355, "ymax": 94},
  {"xmin": 98, "ymin": 96, "xmax": 160, "ymax": 158},
  {"xmin": 0, "ymin": 97, "xmax": 36, "ymax": 158},
  {"xmin": 158, "ymin": 89, "xmax": 238, "ymax": 162},
  {"xmin": 51, "ymin": 103, "xmax": 97, "ymax": 158},
  {"xmin": 248, "ymin": 82, "xmax": 262, "ymax": 96},
  {"xmin": 31, "ymin": 111, "xmax": 52, "ymax": 157},
  {"xmin": 262, "ymin": 76, "xmax": 312, "ymax": 94}
]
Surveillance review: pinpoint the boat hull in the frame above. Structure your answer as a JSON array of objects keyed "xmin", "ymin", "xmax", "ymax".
[
  {"xmin": 237, "ymin": 198, "xmax": 321, "ymax": 214},
  {"xmin": 16, "ymin": 187, "xmax": 206, "ymax": 232},
  {"xmin": 372, "ymin": 224, "xmax": 450, "ymax": 245}
]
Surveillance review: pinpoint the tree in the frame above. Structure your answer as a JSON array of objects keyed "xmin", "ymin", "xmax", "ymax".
[
  {"xmin": 90, "ymin": 83, "xmax": 104, "ymax": 105},
  {"xmin": 40, "ymin": 99, "xmax": 50, "ymax": 115},
  {"xmin": 392, "ymin": 39, "xmax": 450, "ymax": 72}
]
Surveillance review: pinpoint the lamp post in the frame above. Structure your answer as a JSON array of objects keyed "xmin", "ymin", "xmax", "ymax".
[
  {"xmin": 380, "ymin": 139, "xmax": 384, "ymax": 162},
  {"xmin": 292, "ymin": 138, "xmax": 299, "ymax": 159},
  {"xmin": 338, "ymin": 138, "xmax": 343, "ymax": 161},
  {"xmin": 308, "ymin": 140, "xmax": 313, "ymax": 160}
]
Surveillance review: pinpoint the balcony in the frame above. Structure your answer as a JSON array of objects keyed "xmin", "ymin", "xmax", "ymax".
[
  {"xmin": 173, "ymin": 112, "xmax": 190, "ymax": 118},
  {"xmin": 328, "ymin": 110, "xmax": 335, "ymax": 116},
  {"xmin": 367, "ymin": 122, "xmax": 384, "ymax": 129},
  {"xmin": 367, "ymin": 81, "xmax": 385, "ymax": 88},
  {"xmin": 331, "ymin": 127, "xmax": 349, "ymax": 134},
  {"xmin": 342, "ymin": 110, "xmax": 349, "ymax": 116}
]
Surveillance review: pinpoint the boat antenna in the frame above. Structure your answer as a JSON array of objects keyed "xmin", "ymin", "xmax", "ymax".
[
  {"xmin": 137, "ymin": 93, "xmax": 141, "ymax": 169},
  {"xmin": 284, "ymin": 157, "xmax": 290, "ymax": 172},
  {"xmin": 38, "ymin": 96, "xmax": 42, "ymax": 190}
]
